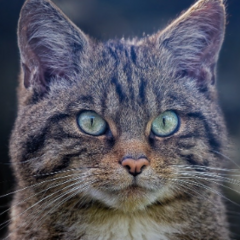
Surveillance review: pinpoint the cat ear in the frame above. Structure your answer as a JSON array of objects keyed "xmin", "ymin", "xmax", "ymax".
[
  {"xmin": 156, "ymin": 0, "xmax": 226, "ymax": 86},
  {"xmin": 18, "ymin": 0, "xmax": 89, "ymax": 95}
]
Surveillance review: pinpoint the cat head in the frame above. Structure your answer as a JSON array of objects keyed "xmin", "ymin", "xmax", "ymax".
[{"xmin": 11, "ymin": 0, "xmax": 227, "ymax": 212}]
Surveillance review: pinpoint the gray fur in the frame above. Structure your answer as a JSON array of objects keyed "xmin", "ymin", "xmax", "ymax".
[{"xmin": 8, "ymin": 0, "xmax": 230, "ymax": 239}]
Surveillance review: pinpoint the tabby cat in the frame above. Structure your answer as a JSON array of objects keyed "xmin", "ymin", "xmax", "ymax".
[{"xmin": 7, "ymin": 0, "xmax": 230, "ymax": 239}]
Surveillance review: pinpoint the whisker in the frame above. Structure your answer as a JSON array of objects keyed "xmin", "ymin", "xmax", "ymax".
[
  {"xmin": 35, "ymin": 180, "xmax": 101, "ymax": 227},
  {"xmin": 6, "ymin": 179, "xmax": 98, "ymax": 240},
  {"xmin": 177, "ymin": 175, "xmax": 240, "ymax": 196},
  {"xmin": 211, "ymin": 149, "xmax": 240, "ymax": 168},
  {"xmin": 0, "ymin": 179, "xmax": 88, "ymax": 239},
  {"xmin": 176, "ymin": 171, "xmax": 240, "ymax": 185},
  {"xmin": 33, "ymin": 166, "xmax": 99, "ymax": 178},
  {"xmin": 173, "ymin": 179, "xmax": 215, "ymax": 205},
  {"xmin": 177, "ymin": 178, "xmax": 240, "ymax": 208},
  {"xmin": 1, "ymin": 171, "xmax": 105, "ymax": 235},
  {"xmin": 0, "ymin": 176, "xmax": 87, "ymax": 231},
  {"xmin": 0, "ymin": 167, "xmax": 103, "ymax": 199},
  {"xmin": 175, "ymin": 165, "xmax": 240, "ymax": 173},
  {"xmin": 0, "ymin": 173, "xmax": 89, "ymax": 217},
  {"xmin": 0, "ymin": 173, "xmax": 78, "ymax": 200}
]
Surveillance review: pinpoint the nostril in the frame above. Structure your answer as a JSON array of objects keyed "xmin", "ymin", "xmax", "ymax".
[
  {"xmin": 125, "ymin": 165, "xmax": 131, "ymax": 171},
  {"xmin": 135, "ymin": 158, "xmax": 149, "ymax": 173},
  {"xmin": 140, "ymin": 165, "xmax": 146, "ymax": 172}
]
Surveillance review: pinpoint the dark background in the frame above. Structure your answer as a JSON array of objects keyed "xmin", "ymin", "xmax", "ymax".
[{"xmin": 0, "ymin": 0, "xmax": 239, "ymax": 238}]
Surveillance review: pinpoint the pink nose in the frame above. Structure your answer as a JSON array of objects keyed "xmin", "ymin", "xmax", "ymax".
[{"xmin": 121, "ymin": 158, "xmax": 149, "ymax": 176}]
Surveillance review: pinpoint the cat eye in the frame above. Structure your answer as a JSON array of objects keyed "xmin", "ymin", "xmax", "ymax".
[
  {"xmin": 77, "ymin": 111, "xmax": 107, "ymax": 136},
  {"xmin": 151, "ymin": 111, "xmax": 179, "ymax": 137}
]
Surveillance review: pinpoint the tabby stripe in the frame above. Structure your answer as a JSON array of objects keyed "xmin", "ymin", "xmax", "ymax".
[
  {"xmin": 25, "ymin": 126, "xmax": 48, "ymax": 157},
  {"xmin": 177, "ymin": 142, "xmax": 196, "ymax": 150},
  {"xmin": 187, "ymin": 112, "xmax": 220, "ymax": 151},
  {"xmin": 77, "ymin": 95, "xmax": 94, "ymax": 105},
  {"xmin": 66, "ymin": 96, "xmax": 95, "ymax": 113},
  {"xmin": 49, "ymin": 113, "xmax": 70, "ymax": 124},
  {"xmin": 124, "ymin": 49, "xmax": 129, "ymax": 58},
  {"xmin": 180, "ymin": 154, "xmax": 209, "ymax": 170},
  {"xmin": 100, "ymin": 88, "xmax": 108, "ymax": 115},
  {"xmin": 31, "ymin": 90, "xmax": 45, "ymax": 104},
  {"xmin": 107, "ymin": 46, "xmax": 119, "ymax": 64},
  {"xmin": 123, "ymin": 63, "xmax": 135, "ymax": 101},
  {"xmin": 51, "ymin": 130, "xmax": 81, "ymax": 142},
  {"xmin": 111, "ymin": 76, "xmax": 126, "ymax": 103},
  {"xmin": 180, "ymin": 154, "xmax": 199, "ymax": 166},
  {"xmin": 130, "ymin": 46, "xmax": 137, "ymax": 64},
  {"xmin": 35, "ymin": 148, "xmax": 87, "ymax": 179},
  {"xmin": 22, "ymin": 113, "xmax": 70, "ymax": 162},
  {"xmin": 139, "ymin": 78, "xmax": 147, "ymax": 104},
  {"xmin": 151, "ymin": 85, "xmax": 162, "ymax": 110},
  {"xmin": 179, "ymin": 133, "xmax": 200, "ymax": 139}
]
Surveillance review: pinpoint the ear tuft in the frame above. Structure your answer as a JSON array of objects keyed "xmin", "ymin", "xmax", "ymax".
[
  {"xmin": 18, "ymin": 0, "xmax": 89, "ymax": 95},
  {"xmin": 156, "ymin": 0, "xmax": 226, "ymax": 85}
]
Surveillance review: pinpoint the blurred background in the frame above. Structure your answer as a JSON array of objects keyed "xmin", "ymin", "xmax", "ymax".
[{"xmin": 0, "ymin": 0, "xmax": 239, "ymax": 238}]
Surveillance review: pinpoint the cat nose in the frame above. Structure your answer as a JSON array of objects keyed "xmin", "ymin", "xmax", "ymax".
[{"xmin": 121, "ymin": 157, "xmax": 149, "ymax": 176}]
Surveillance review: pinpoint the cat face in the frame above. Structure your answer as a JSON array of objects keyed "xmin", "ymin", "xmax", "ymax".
[{"xmin": 11, "ymin": 0, "xmax": 227, "ymax": 212}]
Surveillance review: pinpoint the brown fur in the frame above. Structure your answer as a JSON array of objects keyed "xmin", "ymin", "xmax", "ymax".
[{"xmin": 8, "ymin": 0, "xmax": 230, "ymax": 239}]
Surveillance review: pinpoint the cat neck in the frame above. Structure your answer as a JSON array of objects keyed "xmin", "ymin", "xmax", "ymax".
[{"xmin": 62, "ymin": 203, "xmax": 182, "ymax": 240}]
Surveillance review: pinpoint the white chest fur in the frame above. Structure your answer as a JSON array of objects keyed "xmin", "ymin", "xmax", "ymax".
[{"xmin": 80, "ymin": 214, "xmax": 179, "ymax": 240}]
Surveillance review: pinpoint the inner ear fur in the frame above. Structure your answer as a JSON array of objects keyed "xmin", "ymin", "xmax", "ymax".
[
  {"xmin": 155, "ymin": 0, "xmax": 226, "ymax": 85},
  {"xmin": 18, "ymin": 0, "xmax": 89, "ymax": 95}
]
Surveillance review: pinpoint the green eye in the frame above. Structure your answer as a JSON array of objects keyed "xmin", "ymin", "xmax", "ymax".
[
  {"xmin": 151, "ymin": 111, "xmax": 179, "ymax": 137},
  {"xmin": 77, "ymin": 111, "xmax": 107, "ymax": 136}
]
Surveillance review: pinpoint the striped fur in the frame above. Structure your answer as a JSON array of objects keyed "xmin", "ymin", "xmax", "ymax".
[{"xmin": 8, "ymin": 0, "xmax": 230, "ymax": 239}]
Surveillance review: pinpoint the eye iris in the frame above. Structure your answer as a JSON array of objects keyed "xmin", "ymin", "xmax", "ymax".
[
  {"xmin": 78, "ymin": 111, "xmax": 107, "ymax": 136},
  {"xmin": 152, "ymin": 111, "xmax": 179, "ymax": 137}
]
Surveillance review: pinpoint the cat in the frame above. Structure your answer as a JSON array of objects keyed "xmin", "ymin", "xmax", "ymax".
[{"xmin": 6, "ymin": 0, "xmax": 230, "ymax": 239}]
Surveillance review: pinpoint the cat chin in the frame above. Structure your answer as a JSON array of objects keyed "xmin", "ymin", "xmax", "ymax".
[{"xmin": 84, "ymin": 184, "xmax": 175, "ymax": 212}]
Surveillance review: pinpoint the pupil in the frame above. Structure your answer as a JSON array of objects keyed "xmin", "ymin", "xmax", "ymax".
[
  {"xmin": 90, "ymin": 117, "xmax": 94, "ymax": 127},
  {"xmin": 162, "ymin": 117, "xmax": 166, "ymax": 126}
]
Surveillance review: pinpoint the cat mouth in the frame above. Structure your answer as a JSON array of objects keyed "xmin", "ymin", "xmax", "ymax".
[
  {"xmin": 86, "ymin": 177, "xmax": 170, "ymax": 212},
  {"xmin": 120, "ymin": 178, "xmax": 155, "ymax": 196},
  {"xmin": 126, "ymin": 182, "xmax": 144, "ymax": 191}
]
